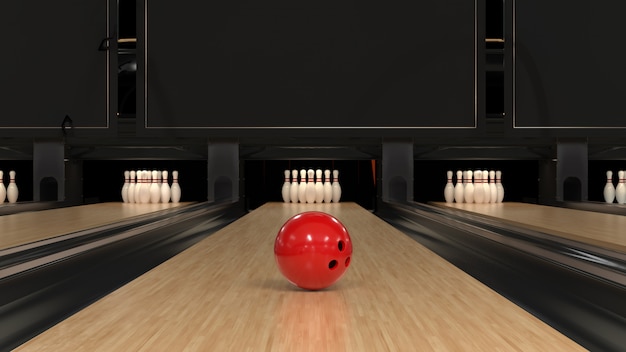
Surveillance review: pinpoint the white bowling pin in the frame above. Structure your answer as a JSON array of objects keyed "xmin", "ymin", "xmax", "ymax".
[
  {"xmin": 473, "ymin": 170, "xmax": 484, "ymax": 204},
  {"xmin": 139, "ymin": 170, "xmax": 151, "ymax": 204},
  {"xmin": 482, "ymin": 170, "xmax": 490, "ymax": 203},
  {"xmin": 171, "ymin": 170, "xmax": 181, "ymax": 203},
  {"xmin": 144, "ymin": 170, "xmax": 153, "ymax": 201},
  {"xmin": 7, "ymin": 170, "xmax": 18, "ymax": 203},
  {"xmin": 323, "ymin": 169, "xmax": 333, "ymax": 203},
  {"xmin": 290, "ymin": 170, "xmax": 299, "ymax": 203},
  {"xmin": 603, "ymin": 170, "xmax": 615, "ymax": 204},
  {"xmin": 0, "ymin": 170, "xmax": 6, "ymax": 204},
  {"xmin": 464, "ymin": 170, "xmax": 474, "ymax": 203},
  {"xmin": 314, "ymin": 169, "xmax": 324, "ymax": 203},
  {"xmin": 128, "ymin": 170, "xmax": 136, "ymax": 203},
  {"xmin": 332, "ymin": 170, "xmax": 342, "ymax": 203},
  {"xmin": 281, "ymin": 170, "xmax": 291, "ymax": 203},
  {"xmin": 121, "ymin": 170, "xmax": 130, "ymax": 203},
  {"xmin": 444, "ymin": 170, "xmax": 454, "ymax": 203},
  {"xmin": 489, "ymin": 170, "xmax": 497, "ymax": 203},
  {"xmin": 496, "ymin": 170, "xmax": 504, "ymax": 203},
  {"xmin": 161, "ymin": 170, "xmax": 171, "ymax": 203},
  {"xmin": 305, "ymin": 169, "xmax": 316, "ymax": 204},
  {"xmin": 298, "ymin": 169, "xmax": 307, "ymax": 203},
  {"xmin": 150, "ymin": 170, "xmax": 161, "ymax": 203},
  {"xmin": 616, "ymin": 170, "xmax": 626, "ymax": 204},
  {"xmin": 453, "ymin": 170, "xmax": 464, "ymax": 203}
]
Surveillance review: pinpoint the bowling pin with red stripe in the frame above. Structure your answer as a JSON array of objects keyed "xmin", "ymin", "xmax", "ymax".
[
  {"xmin": 171, "ymin": 170, "xmax": 181, "ymax": 203},
  {"xmin": 7, "ymin": 170, "xmax": 18, "ymax": 203}
]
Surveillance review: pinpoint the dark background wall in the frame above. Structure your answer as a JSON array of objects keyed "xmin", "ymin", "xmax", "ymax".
[{"xmin": 2, "ymin": 0, "xmax": 626, "ymax": 207}]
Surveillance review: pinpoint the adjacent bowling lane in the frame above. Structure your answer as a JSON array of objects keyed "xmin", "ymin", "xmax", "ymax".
[
  {"xmin": 0, "ymin": 202, "xmax": 190, "ymax": 250},
  {"xmin": 15, "ymin": 202, "xmax": 583, "ymax": 351},
  {"xmin": 434, "ymin": 202, "xmax": 626, "ymax": 253}
]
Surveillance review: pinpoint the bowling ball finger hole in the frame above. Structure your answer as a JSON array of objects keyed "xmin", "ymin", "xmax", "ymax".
[
  {"xmin": 338, "ymin": 241, "xmax": 345, "ymax": 252},
  {"xmin": 328, "ymin": 260, "xmax": 338, "ymax": 270},
  {"xmin": 345, "ymin": 257, "xmax": 351, "ymax": 267}
]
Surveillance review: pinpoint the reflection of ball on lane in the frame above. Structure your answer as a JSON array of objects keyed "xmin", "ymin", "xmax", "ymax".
[{"xmin": 274, "ymin": 211, "xmax": 353, "ymax": 290}]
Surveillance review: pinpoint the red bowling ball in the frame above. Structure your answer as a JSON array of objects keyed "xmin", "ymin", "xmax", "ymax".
[{"xmin": 274, "ymin": 211, "xmax": 353, "ymax": 290}]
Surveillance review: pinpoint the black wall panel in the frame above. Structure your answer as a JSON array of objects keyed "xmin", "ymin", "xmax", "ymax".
[
  {"xmin": 512, "ymin": 0, "xmax": 626, "ymax": 128},
  {"xmin": 0, "ymin": 0, "xmax": 115, "ymax": 131},
  {"xmin": 142, "ymin": 0, "xmax": 478, "ymax": 129}
]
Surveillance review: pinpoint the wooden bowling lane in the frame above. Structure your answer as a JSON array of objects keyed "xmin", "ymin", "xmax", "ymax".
[
  {"xmin": 0, "ymin": 202, "xmax": 189, "ymax": 250},
  {"xmin": 434, "ymin": 202, "xmax": 626, "ymax": 253},
  {"xmin": 15, "ymin": 203, "xmax": 583, "ymax": 351}
]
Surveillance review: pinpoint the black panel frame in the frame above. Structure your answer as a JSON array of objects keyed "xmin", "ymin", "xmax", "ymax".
[
  {"xmin": 507, "ymin": 0, "xmax": 626, "ymax": 131},
  {"xmin": 137, "ymin": 0, "xmax": 484, "ymax": 135},
  {"xmin": 0, "ymin": 0, "xmax": 117, "ymax": 137}
]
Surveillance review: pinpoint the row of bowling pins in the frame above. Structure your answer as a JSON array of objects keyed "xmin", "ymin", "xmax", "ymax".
[
  {"xmin": 0, "ymin": 170, "xmax": 19, "ymax": 204},
  {"xmin": 121, "ymin": 170, "xmax": 181, "ymax": 204},
  {"xmin": 282, "ymin": 169, "xmax": 341, "ymax": 203},
  {"xmin": 444, "ymin": 170, "xmax": 504, "ymax": 204},
  {"xmin": 603, "ymin": 170, "xmax": 626, "ymax": 204}
]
